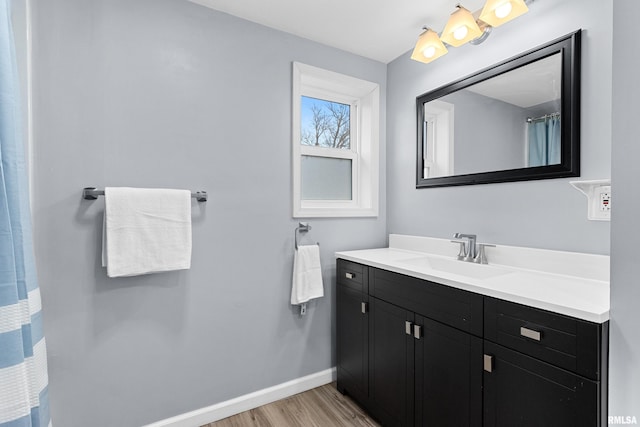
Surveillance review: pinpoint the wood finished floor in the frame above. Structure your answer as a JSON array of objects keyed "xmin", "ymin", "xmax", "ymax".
[{"xmin": 201, "ymin": 383, "xmax": 380, "ymax": 427}]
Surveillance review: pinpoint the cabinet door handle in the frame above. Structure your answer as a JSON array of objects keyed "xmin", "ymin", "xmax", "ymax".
[
  {"xmin": 361, "ymin": 302, "xmax": 368, "ymax": 314},
  {"xmin": 405, "ymin": 321, "xmax": 413, "ymax": 335},
  {"xmin": 483, "ymin": 354, "xmax": 493, "ymax": 373},
  {"xmin": 520, "ymin": 326, "xmax": 542, "ymax": 341},
  {"xmin": 345, "ymin": 272, "xmax": 354, "ymax": 279},
  {"xmin": 413, "ymin": 324, "xmax": 422, "ymax": 339}
]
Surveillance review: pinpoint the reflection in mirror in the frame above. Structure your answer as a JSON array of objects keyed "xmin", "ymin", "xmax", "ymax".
[
  {"xmin": 423, "ymin": 53, "xmax": 561, "ymax": 177},
  {"xmin": 416, "ymin": 31, "xmax": 580, "ymax": 188}
]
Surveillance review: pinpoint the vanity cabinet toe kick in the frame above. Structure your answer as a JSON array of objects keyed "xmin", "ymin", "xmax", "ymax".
[{"xmin": 336, "ymin": 258, "xmax": 608, "ymax": 427}]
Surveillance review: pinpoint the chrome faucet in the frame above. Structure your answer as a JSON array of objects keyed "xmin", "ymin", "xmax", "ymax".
[
  {"xmin": 451, "ymin": 233, "xmax": 495, "ymax": 264},
  {"xmin": 453, "ymin": 233, "xmax": 477, "ymax": 260}
]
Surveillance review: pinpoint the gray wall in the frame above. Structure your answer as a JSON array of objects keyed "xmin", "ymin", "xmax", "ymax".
[
  {"xmin": 438, "ymin": 90, "xmax": 529, "ymax": 175},
  {"xmin": 387, "ymin": 0, "xmax": 611, "ymax": 254},
  {"xmin": 30, "ymin": 1, "xmax": 386, "ymax": 426},
  {"xmin": 610, "ymin": 0, "xmax": 640, "ymax": 418}
]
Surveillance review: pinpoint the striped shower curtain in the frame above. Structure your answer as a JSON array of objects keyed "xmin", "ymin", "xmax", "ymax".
[{"xmin": 0, "ymin": 0, "xmax": 52, "ymax": 426}]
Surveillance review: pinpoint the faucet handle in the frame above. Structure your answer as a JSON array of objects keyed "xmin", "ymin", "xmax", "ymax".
[
  {"xmin": 474, "ymin": 243, "xmax": 496, "ymax": 264},
  {"xmin": 450, "ymin": 240, "xmax": 467, "ymax": 260}
]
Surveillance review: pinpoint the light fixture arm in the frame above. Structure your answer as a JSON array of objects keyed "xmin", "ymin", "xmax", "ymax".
[{"xmin": 469, "ymin": 23, "xmax": 492, "ymax": 45}]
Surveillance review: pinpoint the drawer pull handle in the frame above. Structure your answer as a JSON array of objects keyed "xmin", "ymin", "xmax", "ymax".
[
  {"xmin": 413, "ymin": 324, "xmax": 422, "ymax": 340},
  {"xmin": 361, "ymin": 302, "xmax": 368, "ymax": 314},
  {"xmin": 345, "ymin": 272, "xmax": 354, "ymax": 279},
  {"xmin": 520, "ymin": 326, "xmax": 542, "ymax": 341},
  {"xmin": 484, "ymin": 354, "xmax": 493, "ymax": 372},
  {"xmin": 405, "ymin": 321, "xmax": 413, "ymax": 336}
]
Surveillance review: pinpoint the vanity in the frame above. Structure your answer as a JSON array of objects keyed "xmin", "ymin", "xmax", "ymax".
[{"xmin": 335, "ymin": 234, "xmax": 609, "ymax": 427}]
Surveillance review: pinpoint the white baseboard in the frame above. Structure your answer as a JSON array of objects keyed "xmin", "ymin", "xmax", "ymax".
[{"xmin": 143, "ymin": 367, "xmax": 337, "ymax": 427}]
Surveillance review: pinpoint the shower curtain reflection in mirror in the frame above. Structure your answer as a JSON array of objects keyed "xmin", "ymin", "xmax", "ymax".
[{"xmin": 528, "ymin": 114, "xmax": 561, "ymax": 167}]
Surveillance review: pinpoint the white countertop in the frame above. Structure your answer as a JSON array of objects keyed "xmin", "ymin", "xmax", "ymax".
[{"xmin": 336, "ymin": 235, "xmax": 610, "ymax": 323}]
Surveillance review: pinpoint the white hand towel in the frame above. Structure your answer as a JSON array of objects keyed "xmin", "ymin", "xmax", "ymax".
[
  {"xmin": 291, "ymin": 244, "xmax": 324, "ymax": 305},
  {"xmin": 102, "ymin": 187, "xmax": 192, "ymax": 278}
]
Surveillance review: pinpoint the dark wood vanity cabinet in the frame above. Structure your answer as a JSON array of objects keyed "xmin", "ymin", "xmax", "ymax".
[
  {"xmin": 368, "ymin": 297, "xmax": 414, "ymax": 426},
  {"xmin": 483, "ymin": 297, "xmax": 608, "ymax": 427},
  {"xmin": 336, "ymin": 259, "xmax": 608, "ymax": 427},
  {"xmin": 367, "ymin": 296, "xmax": 485, "ymax": 427},
  {"xmin": 336, "ymin": 260, "xmax": 369, "ymax": 407},
  {"xmin": 414, "ymin": 315, "xmax": 482, "ymax": 427},
  {"xmin": 370, "ymin": 267, "xmax": 483, "ymax": 427},
  {"xmin": 483, "ymin": 341, "xmax": 599, "ymax": 427},
  {"xmin": 337, "ymin": 259, "xmax": 483, "ymax": 427}
]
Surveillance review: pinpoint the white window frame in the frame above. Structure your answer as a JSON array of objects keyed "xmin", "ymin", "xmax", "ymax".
[{"xmin": 292, "ymin": 62, "xmax": 379, "ymax": 218}]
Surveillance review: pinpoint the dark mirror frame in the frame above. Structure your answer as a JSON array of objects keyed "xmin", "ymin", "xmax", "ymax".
[{"xmin": 416, "ymin": 30, "xmax": 581, "ymax": 188}]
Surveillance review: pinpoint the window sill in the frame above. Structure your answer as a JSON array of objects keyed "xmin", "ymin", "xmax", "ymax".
[{"xmin": 293, "ymin": 206, "xmax": 378, "ymax": 218}]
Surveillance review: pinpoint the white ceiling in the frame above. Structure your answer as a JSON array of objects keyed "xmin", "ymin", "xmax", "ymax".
[
  {"xmin": 188, "ymin": 0, "xmax": 487, "ymax": 63},
  {"xmin": 466, "ymin": 53, "xmax": 562, "ymax": 107}
]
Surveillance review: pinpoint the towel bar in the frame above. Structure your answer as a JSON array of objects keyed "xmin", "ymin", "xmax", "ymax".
[{"xmin": 82, "ymin": 187, "xmax": 208, "ymax": 202}]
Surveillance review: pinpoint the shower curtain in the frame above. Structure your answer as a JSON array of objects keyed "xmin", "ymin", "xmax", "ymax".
[
  {"xmin": 0, "ymin": 0, "xmax": 52, "ymax": 426},
  {"xmin": 528, "ymin": 116, "xmax": 561, "ymax": 167}
]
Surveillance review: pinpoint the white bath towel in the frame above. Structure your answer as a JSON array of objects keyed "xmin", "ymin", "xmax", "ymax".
[
  {"xmin": 291, "ymin": 244, "xmax": 324, "ymax": 305},
  {"xmin": 102, "ymin": 187, "xmax": 192, "ymax": 277}
]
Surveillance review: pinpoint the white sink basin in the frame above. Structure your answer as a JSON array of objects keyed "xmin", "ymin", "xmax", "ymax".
[{"xmin": 398, "ymin": 256, "xmax": 513, "ymax": 280}]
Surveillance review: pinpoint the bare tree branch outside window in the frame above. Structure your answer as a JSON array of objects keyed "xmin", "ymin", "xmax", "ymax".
[{"xmin": 301, "ymin": 96, "xmax": 350, "ymax": 149}]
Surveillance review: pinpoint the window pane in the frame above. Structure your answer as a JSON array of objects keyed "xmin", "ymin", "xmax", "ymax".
[
  {"xmin": 300, "ymin": 96, "xmax": 350, "ymax": 149},
  {"xmin": 301, "ymin": 156, "xmax": 352, "ymax": 200}
]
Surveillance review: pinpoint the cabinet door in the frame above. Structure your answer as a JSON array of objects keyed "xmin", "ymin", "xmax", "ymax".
[
  {"xmin": 336, "ymin": 285, "xmax": 369, "ymax": 406},
  {"xmin": 415, "ymin": 316, "xmax": 483, "ymax": 427},
  {"xmin": 484, "ymin": 341, "xmax": 600, "ymax": 427},
  {"xmin": 369, "ymin": 297, "xmax": 414, "ymax": 427}
]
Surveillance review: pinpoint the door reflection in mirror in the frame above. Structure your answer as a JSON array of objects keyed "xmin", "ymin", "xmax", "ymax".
[{"xmin": 422, "ymin": 100, "xmax": 454, "ymax": 178}]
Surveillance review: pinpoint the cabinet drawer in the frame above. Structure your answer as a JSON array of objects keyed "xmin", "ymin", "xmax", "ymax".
[
  {"xmin": 484, "ymin": 297, "xmax": 607, "ymax": 380},
  {"xmin": 337, "ymin": 259, "xmax": 368, "ymax": 293},
  {"xmin": 371, "ymin": 268, "xmax": 483, "ymax": 336}
]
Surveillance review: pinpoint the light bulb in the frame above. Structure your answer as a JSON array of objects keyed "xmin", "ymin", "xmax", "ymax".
[
  {"xmin": 453, "ymin": 26, "xmax": 468, "ymax": 41},
  {"xmin": 495, "ymin": 2, "xmax": 513, "ymax": 19},
  {"xmin": 411, "ymin": 28, "xmax": 448, "ymax": 64},
  {"xmin": 422, "ymin": 46, "xmax": 436, "ymax": 58}
]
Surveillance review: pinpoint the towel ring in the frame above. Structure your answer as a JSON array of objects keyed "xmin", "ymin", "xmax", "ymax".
[
  {"xmin": 295, "ymin": 222, "xmax": 319, "ymax": 250},
  {"xmin": 294, "ymin": 222, "xmax": 319, "ymax": 316}
]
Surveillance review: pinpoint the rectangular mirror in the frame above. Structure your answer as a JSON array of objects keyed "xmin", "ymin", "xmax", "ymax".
[{"xmin": 416, "ymin": 30, "xmax": 581, "ymax": 188}]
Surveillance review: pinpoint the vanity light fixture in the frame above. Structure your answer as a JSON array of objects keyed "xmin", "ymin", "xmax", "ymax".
[
  {"xmin": 440, "ymin": 5, "xmax": 483, "ymax": 47},
  {"xmin": 411, "ymin": 27, "xmax": 449, "ymax": 64},
  {"xmin": 411, "ymin": 0, "xmax": 530, "ymax": 64},
  {"xmin": 479, "ymin": 0, "xmax": 529, "ymax": 27}
]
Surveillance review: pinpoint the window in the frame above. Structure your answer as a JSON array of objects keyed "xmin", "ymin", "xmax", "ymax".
[{"xmin": 292, "ymin": 62, "xmax": 379, "ymax": 217}]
